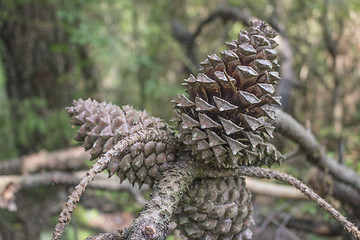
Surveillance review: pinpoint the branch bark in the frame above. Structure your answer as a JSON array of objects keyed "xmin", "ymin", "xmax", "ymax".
[{"xmin": 85, "ymin": 156, "xmax": 198, "ymax": 240}]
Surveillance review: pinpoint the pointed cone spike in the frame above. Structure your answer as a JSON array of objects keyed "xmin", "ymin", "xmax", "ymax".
[
  {"xmin": 207, "ymin": 54, "xmax": 226, "ymax": 71},
  {"xmin": 107, "ymin": 162, "xmax": 119, "ymax": 178},
  {"xmin": 271, "ymin": 96, "xmax": 282, "ymax": 105},
  {"xmin": 171, "ymin": 93, "xmax": 181, "ymax": 104},
  {"xmin": 117, "ymin": 171, "xmax": 126, "ymax": 183},
  {"xmin": 264, "ymin": 125, "xmax": 275, "ymax": 137},
  {"xmin": 201, "ymin": 149, "xmax": 214, "ymax": 160},
  {"xmin": 225, "ymin": 136, "xmax": 247, "ymax": 155},
  {"xmin": 213, "ymin": 96, "xmax": 238, "ymax": 112},
  {"xmin": 135, "ymin": 166, "xmax": 148, "ymax": 182},
  {"xmin": 181, "ymin": 113, "xmax": 200, "ymax": 129},
  {"xmin": 177, "ymin": 94, "xmax": 195, "ymax": 108},
  {"xmin": 197, "ymin": 73, "xmax": 216, "ymax": 84},
  {"xmin": 245, "ymin": 150, "xmax": 258, "ymax": 165},
  {"xmin": 198, "ymin": 113, "xmax": 221, "ymax": 129},
  {"xmin": 220, "ymin": 50, "xmax": 239, "ymax": 62},
  {"xmin": 250, "ymin": 59, "xmax": 272, "ymax": 74},
  {"xmin": 212, "ymin": 145, "xmax": 227, "ymax": 157},
  {"xmin": 269, "ymin": 71, "xmax": 281, "ymax": 82},
  {"xmin": 238, "ymin": 30, "xmax": 250, "ymax": 43},
  {"xmin": 246, "ymin": 132, "xmax": 263, "ymax": 147},
  {"xmin": 228, "ymin": 149, "xmax": 242, "ymax": 166},
  {"xmin": 206, "ymin": 129, "xmax": 227, "ymax": 147},
  {"xmin": 258, "ymin": 83, "xmax": 275, "ymax": 94},
  {"xmin": 171, "ymin": 110, "xmax": 182, "ymax": 122},
  {"xmin": 184, "ymin": 74, "xmax": 197, "ymax": 84},
  {"xmin": 260, "ymin": 105, "xmax": 277, "ymax": 120},
  {"xmin": 144, "ymin": 153, "xmax": 156, "ymax": 169},
  {"xmin": 90, "ymin": 144, "xmax": 103, "ymax": 160},
  {"xmin": 235, "ymin": 65, "xmax": 258, "ymax": 82},
  {"xmin": 237, "ymin": 43, "xmax": 256, "ymax": 57},
  {"xmin": 219, "ymin": 117, "xmax": 243, "ymax": 135},
  {"xmin": 240, "ymin": 114, "xmax": 262, "ymax": 131},
  {"xmin": 226, "ymin": 41, "xmax": 237, "ymax": 50},
  {"xmin": 191, "ymin": 127, "xmax": 208, "ymax": 140},
  {"xmin": 195, "ymin": 97, "xmax": 217, "ymax": 112},
  {"xmin": 197, "ymin": 139, "xmax": 211, "ymax": 150},
  {"xmin": 251, "ymin": 34, "xmax": 270, "ymax": 49},
  {"xmin": 238, "ymin": 91, "xmax": 261, "ymax": 105},
  {"xmin": 73, "ymin": 111, "xmax": 86, "ymax": 124},
  {"xmin": 132, "ymin": 153, "xmax": 145, "ymax": 171},
  {"xmin": 272, "ymin": 59, "xmax": 280, "ymax": 69},
  {"xmin": 119, "ymin": 154, "xmax": 132, "ymax": 172},
  {"xmin": 100, "ymin": 125, "xmax": 113, "ymax": 139},
  {"xmin": 264, "ymin": 49, "xmax": 277, "ymax": 60}
]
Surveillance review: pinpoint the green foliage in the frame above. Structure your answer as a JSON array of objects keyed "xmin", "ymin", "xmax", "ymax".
[
  {"xmin": 0, "ymin": 61, "xmax": 17, "ymax": 159},
  {"xmin": 9, "ymin": 98, "xmax": 74, "ymax": 154}
]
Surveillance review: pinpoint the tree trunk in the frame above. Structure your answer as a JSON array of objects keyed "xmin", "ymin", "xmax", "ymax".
[{"xmin": 0, "ymin": 0, "xmax": 97, "ymax": 154}]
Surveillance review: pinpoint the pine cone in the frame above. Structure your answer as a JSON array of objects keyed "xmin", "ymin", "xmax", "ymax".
[
  {"xmin": 174, "ymin": 177, "xmax": 253, "ymax": 240},
  {"xmin": 66, "ymin": 99, "xmax": 176, "ymax": 187},
  {"xmin": 172, "ymin": 21, "xmax": 283, "ymax": 168}
]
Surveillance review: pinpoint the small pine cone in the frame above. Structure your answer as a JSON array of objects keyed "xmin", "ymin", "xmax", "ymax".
[
  {"xmin": 174, "ymin": 177, "xmax": 253, "ymax": 240},
  {"xmin": 66, "ymin": 98, "xmax": 176, "ymax": 187},
  {"xmin": 172, "ymin": 21, "xmax": 283, "ymax": 168}
]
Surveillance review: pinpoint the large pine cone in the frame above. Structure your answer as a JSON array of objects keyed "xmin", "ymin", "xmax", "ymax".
[
  {"xmin": 172, "ymin": 21, "xmax": 282, "ymax": 168},
  {"xmin": 174, "ymin": 177, "xmax": 253, "ymax": 240},
  {"xmin": 67, "ymin": 99, "xmax": 176, "ymax": 187}
]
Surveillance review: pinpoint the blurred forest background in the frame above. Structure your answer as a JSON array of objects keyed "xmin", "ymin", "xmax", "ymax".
[{"xmin": 0, "ymin": 0, "xmax": 360, "ymax": 239}]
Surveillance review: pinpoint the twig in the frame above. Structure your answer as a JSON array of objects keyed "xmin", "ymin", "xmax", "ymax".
[
  {"xmin": 201, "ymin": 166, "xmax": 360, "ymax": 239},
  {"xmin": 52, "ymin": 129, "xmax": 173, "ymax": 240}
]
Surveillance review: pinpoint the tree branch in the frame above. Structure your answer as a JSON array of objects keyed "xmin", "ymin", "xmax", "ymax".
[
  {"xmin": 0, "ymin": 147, "xmax": 90, "ymax": 175},
  {"xmin": 274, "ymin": 108, "xmax": 360, "ymax": 192},
  {"xmin": 85, "ymin": 156, "xmax": 198, "ymax": 240}
]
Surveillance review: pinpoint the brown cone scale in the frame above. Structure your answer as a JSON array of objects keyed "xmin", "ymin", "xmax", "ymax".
[{"xmin": 172, "ymin": 21, "xmax": 283, "ymax": 168}]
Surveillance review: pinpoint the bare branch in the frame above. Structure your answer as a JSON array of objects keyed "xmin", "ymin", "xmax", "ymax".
[
  {"xmin": 274, "ymin": 108, "xmax": 360, "ymax": 192},
  {"xmin": 0, "ymin": 147, "xmax": 89, "ymax": 175}
]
